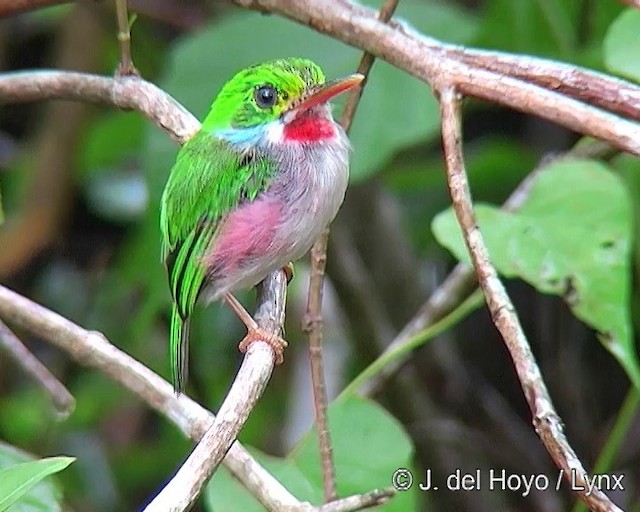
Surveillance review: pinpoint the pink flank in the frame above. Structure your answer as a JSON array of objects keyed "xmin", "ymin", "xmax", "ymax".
[
  {"xmin": 205, "ymin": 195, "xmax": 282, "ymax": 276},
  {"xmin": 283, "ymin": 113, "xmax": 336, "ymax": 142}
]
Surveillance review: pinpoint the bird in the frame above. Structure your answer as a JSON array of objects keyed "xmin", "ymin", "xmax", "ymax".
[{"xmin": 160, "ymin": 57, "xmax": 363, "ymax": 393}]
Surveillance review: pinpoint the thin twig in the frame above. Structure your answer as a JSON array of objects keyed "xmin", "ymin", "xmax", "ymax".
[
  {"xmin": 0, "ymin": 320, "xmax": 75, "ymax": 416},
  {"xmin": 316, "ymin": 489, "xmax": 394, "ymax": 512},
  {"xmin": 303, "ymin": 228, "xmax": 337, "ymax": 502},
  {"xmin": 438, "ymin": 86, "xmax": 622, "ymax": 512},
  {"xmin": 115, "ymin": 0, "xmax": 139, "ymax": 76},
  {"xmin": 302, "ymin": 0, "xmax": 401, "ymax": 501}
]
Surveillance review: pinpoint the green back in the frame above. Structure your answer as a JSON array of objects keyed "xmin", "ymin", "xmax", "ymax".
[{"xmin": 161, "ymin": 131, "xmax": 274, "ymax": 316}]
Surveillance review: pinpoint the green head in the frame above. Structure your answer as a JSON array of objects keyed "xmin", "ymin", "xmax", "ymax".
[{"xmin": 200, "ymin": 58, "xmax": 363, "ymax": 142}]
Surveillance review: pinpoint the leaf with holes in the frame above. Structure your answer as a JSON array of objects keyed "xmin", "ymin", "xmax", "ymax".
[{"xmin": 432, "ymin": 159, "xmax": 640, "ymax": 389}]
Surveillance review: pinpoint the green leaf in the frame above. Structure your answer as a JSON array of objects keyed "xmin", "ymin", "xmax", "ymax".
[
  {"xmin": 0, "ymin": 442, "xmax": 74, "ymax": 512},
  {"xmin": 604, "ymin": 8, "xmax": 640, "ymax": 82},
  {"xmin": 432, "ymin": 159, "xmax": 640, "ymax": 388},
  {"xmin": 205, "ymin": 396, "xmax": 415, "ymax": 511}
]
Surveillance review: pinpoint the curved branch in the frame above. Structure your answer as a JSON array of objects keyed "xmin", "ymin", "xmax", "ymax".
[
  {"xmin": 0, "ymin": 283, "xmax": 390, "ymax": 512},
  {"xmin": 0, "ymin": 71, "xmax": 199, "ymax": 143},
  {"xmin": 0, "ymin": 66, "xmax": 389, "ymax": 511},
  {"xmin": 438, "ymin": 47, "xmax": 640, "ymax": 122},
  {"xmin": 234, "ymin": 0, "xmax": 640, "ymax": 156}
]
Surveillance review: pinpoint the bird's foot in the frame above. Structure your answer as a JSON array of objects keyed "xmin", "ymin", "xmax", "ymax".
[
  {"xmin": 238, "ymin": 327, "xmax": 288, "ymax": 365},
  {"xmin": 283, "ymin": 262, "xmax": 294, "ymax": 285}
]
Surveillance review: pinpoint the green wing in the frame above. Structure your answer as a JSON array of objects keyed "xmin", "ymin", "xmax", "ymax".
[{"xmin": 160, "ymin": 130, "xmax": 275, "ymax": 393}]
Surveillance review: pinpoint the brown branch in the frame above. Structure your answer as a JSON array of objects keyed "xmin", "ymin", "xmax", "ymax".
[
  {"xmin": 302, "ymin": 0, "xmax": 401, "ymax": 502},
  {"xmin": 233, "ymin": 0, "xmax": 640, "ymax": 157},
  {"xmin": 0, "ymin": 283, "xmax": 389, "ymax": 512},
  {"xmin": 303, "ymin": 228, "xmax": 336, "ymax": 502},
  {"xmin": 316, "ymin": 489, "xmax": 394, "ymax": 512},
  {"xmin": 438, "ymin": 47, "xmax": 640, "ymax": 122},
  {"xmin": 0, "ymin": 71, "xmax": 199, "ymax": 143},
  {"xmin": 361, "ymin": 139, "xmax": 618, "ymax": 396},
  {"xmin": 438, "ymin": 87, "xmax": 622, "ymax": 512},
  {"xmin": 145, "ymin": 273, "xmax": 287, "ymax": 511},
  {"xmin": 0, "ymin": 320, "xmax": 75, "ymax": 415}
]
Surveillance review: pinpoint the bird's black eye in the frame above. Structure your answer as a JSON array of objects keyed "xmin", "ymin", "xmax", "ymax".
[{"xmin": 254, "ymin": 85, "xmax": 277, "ymax": 109}]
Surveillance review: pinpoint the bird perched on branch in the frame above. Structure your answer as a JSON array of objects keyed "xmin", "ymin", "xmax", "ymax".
[{"xmin": 160, "ymin": 58, "xmax": 363, "ymax": 393}]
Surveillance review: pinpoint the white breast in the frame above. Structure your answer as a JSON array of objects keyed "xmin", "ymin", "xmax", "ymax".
[
  {"xmin": 202, "ymin": 125, "xmax": 350, "ymax": 302},
  {"xmin": 269, "ymin": 128, "xmax": 350, "ymax": 262}
]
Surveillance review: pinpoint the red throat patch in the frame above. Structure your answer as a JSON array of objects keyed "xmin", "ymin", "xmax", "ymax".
[{"xmin": 283, "ymin": 113, "xmax": 336, "ymax": 142}]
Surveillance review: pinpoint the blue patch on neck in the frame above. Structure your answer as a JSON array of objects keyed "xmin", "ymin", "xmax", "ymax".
[{"xmin": 213, "ymin": 125, "xmax": 266, "ymax": 147}]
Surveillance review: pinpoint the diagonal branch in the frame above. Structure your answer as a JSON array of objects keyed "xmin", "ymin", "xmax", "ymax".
[
  {"xmin": 0, "ymin": 320, "xmax": 75, "ymax": 415},
  {"xmin": 438, "ymin": 86, "xmax": 622, "ymax": 512},
  {"xmin": 360, "ymin": 139, "xmax": 619, "ymax": 396},
  {"xmin": 0, "ymin": 283, "xmax": 390, "ymax": 512},
  {"xmin": 437, "ymin": 47, "xmax": 640, "ymax": 122},
  {"xmin": 144, "ymin": 272, "xmax": 287, "ymax": 512}
]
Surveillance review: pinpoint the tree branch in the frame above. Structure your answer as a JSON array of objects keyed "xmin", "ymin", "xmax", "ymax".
[
  {"xmin": 0, "ymin": 71, "xmax": 198, "ymax": 143},
  {"xmin": 144, "ymin": 272, "xmax": 287, "ymax": 512},
  {"xmin": 438, "ymin": 86, "xmax": 622, "ymax": 512},
  {"xmin": 0, "ymin": 66, "xmax": 389, "ymax": 511},
  {"xmin": 361, "ymin": 139, "xmax": 618, "ymax": 396},
  {"xmin": 233, "ymin": 0, "xmax": 640, "ymax": 156},
  {"xmin": 0, "ymin": 320, "xmax": 75, "ymax": 415},
  {"xmin": 0, "ymin": 282, "xmax": 388, "ymax": 512}
]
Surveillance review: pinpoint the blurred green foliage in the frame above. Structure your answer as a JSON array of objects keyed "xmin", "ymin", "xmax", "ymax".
[{"xmin": 0, "ymin": 1, "xmax": 639, "ymax": 511}]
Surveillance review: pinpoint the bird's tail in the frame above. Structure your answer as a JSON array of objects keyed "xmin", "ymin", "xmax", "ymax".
[{"xmin": 170, "ymin": 304, "xmax": 190, "ymax": 394}]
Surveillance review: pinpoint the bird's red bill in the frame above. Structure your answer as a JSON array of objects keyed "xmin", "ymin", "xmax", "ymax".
[{"xmin": 294, "ymin": 73, "xmax": 364, "ymax": 112}]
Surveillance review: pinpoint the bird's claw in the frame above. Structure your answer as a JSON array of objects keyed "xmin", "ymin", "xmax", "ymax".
[
  {"xmin": 282, "ymin": 262, "xmax": 294, "ymax": 285},
  {"xmin": 238, "ymin": 327, "xmax": 288, "ymax": 365}
]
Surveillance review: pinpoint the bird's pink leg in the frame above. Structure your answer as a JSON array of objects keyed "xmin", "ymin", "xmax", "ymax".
[{"xmin": 224, "ymin": 293, "xmax": 288, "ymax": 364}]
